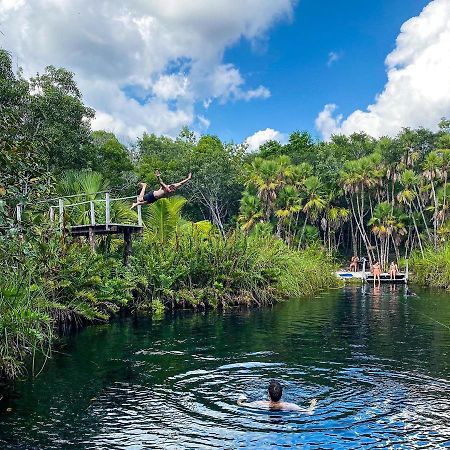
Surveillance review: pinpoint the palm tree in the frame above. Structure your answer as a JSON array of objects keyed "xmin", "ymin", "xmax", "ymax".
[
  {"xmin": 145, "ymin": 196, "xmax": 187, "ymax": 245},
  {"xmin": 298, "ymin": 176, "xmax": 327, "ymax": 248},
  {"xmin": 238, "ymin": 192, "xmax": 263, "ymax": 233},
  {"xmin": 397, "ymin": 169, "xmax": 424, "ymax": 256},
  {"xmin": 275, "ymin": 185, "xmax": 301, "ymax": 246},
  {"xmin": 368, "ymin": 202, "xmax": 393, "ymax": 269},
  {"xmin": 423, "ymin": 151, "xmax": 443, "ymax": 248},
  {"xmin": 57, "ymin": 171, "xmax": 135, "ymax": 226}
]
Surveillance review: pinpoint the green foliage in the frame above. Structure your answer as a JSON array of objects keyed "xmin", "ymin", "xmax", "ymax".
[
  {"xmin": 411, "ymin": 245, "xmax": 450, "ymax": 290},
  {"xmin": 131, "ymin": 224, "xmax": 338, "ymax": 310}
]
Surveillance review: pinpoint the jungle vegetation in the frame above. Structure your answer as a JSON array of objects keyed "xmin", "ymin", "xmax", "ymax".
[{"xmin": 1, "ymin": 48, "xmax": 449, "ymax": 380}]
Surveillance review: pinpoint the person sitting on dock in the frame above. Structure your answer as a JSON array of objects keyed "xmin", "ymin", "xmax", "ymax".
[
  {"xmin": 372, "ymin": 261, "xmax": 381, "ymax": 286},
  {"xmin": 131, "ymin": 170, "xmax": 192, "ymax": 209},
  {"xmin": 389, "ymin": 261, "xmax": 399, "ymax": 280},
  {"xmin": 349, "ymin": 256, "xmax": 359, "ymax": 272},
  {"xmin": 237, "ymin": 380, "xmax": 317, "ymax": 413}
]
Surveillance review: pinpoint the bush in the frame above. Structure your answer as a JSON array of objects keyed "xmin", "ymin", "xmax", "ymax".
[
  {"xmin": 411, "ymin": 245, "xmax": 450, "ymax": 290},
  {"xmin": 130, "ymin": 225, "xmax": 338, "ymax": 309}
]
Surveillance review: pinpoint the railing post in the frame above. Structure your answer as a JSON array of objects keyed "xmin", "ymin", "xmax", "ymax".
[
  {"xmin": 59, "ymin": 199, "xmax": 64, "ymax": 232},
  {"xmin": 137, "ymin": 204, "xmax": 143, "ymax": 226},
  {"xmin": 49, "ymin": 206, "xmax": 55, "ymax": 224},
  {"xmin": 90, "ymin": 201, "xmax": 96, "ymax": 226},
  {"xmin": 16, "ymin": 204, "xmax": 22, "ymax": 223},
  {"xmin": 105, "ymin": 193, "xmax": 110, "ymax": 229}
]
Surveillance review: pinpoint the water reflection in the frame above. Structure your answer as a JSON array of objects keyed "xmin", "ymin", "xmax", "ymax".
[{"xmin": 0, "ymin": 285, "xmax": 449, "ymax": 449}]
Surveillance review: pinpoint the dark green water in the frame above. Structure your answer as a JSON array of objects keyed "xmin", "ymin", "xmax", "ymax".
[{"xmin": 1, "ymin": 285, "xmax": 449, "ymax": 449}]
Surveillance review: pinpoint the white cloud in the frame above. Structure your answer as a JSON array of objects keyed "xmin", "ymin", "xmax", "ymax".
[
  {"xmin": 197, "ymin": 114, "xmax": 210, "ymax": 130},
  {"xmin": 327, "ymin": 51, "xmax": 341, "ymax": 67},
  {"xmin": 316, "ymin": 0, "xmax": 450, "ymax": 140},
  {"xmin": 245, "ymin": 128, "xmax": 286, "ymax": 151},
  {"xmin": 0, "ymin": 0, "xmax": 294, "ymax": 138}
]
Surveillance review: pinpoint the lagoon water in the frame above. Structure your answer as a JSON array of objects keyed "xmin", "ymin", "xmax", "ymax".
[{"xmin": 1, "ymin": 285, "xmax": 449, "ymax": 449}]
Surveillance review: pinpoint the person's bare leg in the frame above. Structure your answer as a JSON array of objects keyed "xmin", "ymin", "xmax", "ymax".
[{"xmin": 131, "ymin": 183, "xmax": 147, "ymax": 209}]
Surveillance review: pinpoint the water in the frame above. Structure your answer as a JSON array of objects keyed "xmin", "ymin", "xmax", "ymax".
[{"xmin": 1, "ymin": 285, "xmax": 449, "ymax": 449}]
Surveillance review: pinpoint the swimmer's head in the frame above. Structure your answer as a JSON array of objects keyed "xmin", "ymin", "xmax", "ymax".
[{"xmin": 268, "ymin": 380, "xmax": 282, "ymax": 402}]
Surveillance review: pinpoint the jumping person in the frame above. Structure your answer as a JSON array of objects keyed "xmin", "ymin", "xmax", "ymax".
[
  {"xmin": 372, "ymin": 261, "xmax": 381, "ymax": 286},
  {"xmin": 237, "ymin": 380, "xmax": 317, "ymax": 413},
  {"xmin": 131, "ymin": 170, "xmax": 192, "ymax": 209}
]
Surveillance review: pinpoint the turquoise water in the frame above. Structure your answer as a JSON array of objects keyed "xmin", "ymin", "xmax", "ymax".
[{"xmin": 1, "ymin": 285, "xmax": 449, "ymax": 449}]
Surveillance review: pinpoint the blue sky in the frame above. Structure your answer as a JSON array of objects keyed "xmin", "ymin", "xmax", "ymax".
[
  {"xmin": 206, "ymin": 0, "xmax": 431, "ymax": 143},
  {"xmin": 2, "ymin": 0, "xmax": 449, "ymax": 146}
]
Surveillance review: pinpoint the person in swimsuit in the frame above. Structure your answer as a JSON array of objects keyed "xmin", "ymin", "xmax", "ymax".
[
  {"xmin": 237, "ymin": 380, "xmax": 317, "ymax": 413},
  {"xmin": 131, "ymin": 170, "xmax": 191, "ymax": 209},
  {"xmin": 372, "ymin": 261, "xmax": 381, "ymax": 286},
  {"xmin": 349, "ymin": 255, "xmax": 359, "ymax": 272},
  {"xmin": 389, "ymin": 261, "xmax": 398, "ymax": 280}
]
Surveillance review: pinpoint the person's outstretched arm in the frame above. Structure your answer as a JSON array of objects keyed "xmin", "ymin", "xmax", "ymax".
[{"xmin": 173, "ymin": 173, "xmax": 192, "ymax": 188}]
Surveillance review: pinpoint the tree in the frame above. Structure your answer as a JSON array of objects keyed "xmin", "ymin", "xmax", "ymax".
[{"xmin": 85, "ymin": 131, "xmax": 134, "ymax": 189}]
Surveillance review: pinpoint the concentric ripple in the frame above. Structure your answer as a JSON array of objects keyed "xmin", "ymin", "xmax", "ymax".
[{"xmin": 0, "ymin": 285, "xmax": 449, "ymax": 449}]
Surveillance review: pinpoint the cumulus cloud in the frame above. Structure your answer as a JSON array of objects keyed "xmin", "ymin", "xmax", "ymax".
[
  {"xmin": 245, "ymin": 128, "xmax": 286, "ymax": 151},
  {"xmin": 0, "ymin": 0, "xmax": 294, "ymax": 138},
  {"xmin": 316, "ymin": 0, "xmax": 450, "ymax": 140}
]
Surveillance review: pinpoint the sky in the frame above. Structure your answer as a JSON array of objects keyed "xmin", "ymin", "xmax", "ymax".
[{"xmin": 1, "ymin": 0, "xmax": 449, "ymax": 150}]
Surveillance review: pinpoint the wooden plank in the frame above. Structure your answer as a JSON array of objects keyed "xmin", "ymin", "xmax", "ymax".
[{"xmin": 49, "ymin": 206, "xmax": 55, "ymax": 223}]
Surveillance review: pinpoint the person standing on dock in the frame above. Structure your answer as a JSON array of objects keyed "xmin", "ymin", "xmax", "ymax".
[
  {"xmin": 372, "ymin": 261, "xmax": 381, "ymax": 286},
  {"xmin": 131, "ymin": 170, "xmax": 192, "ymax": 209}
]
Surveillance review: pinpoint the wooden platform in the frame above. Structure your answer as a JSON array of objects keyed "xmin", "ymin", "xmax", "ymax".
[
  {"xmin": 366, "ymin": 273, "xmax": 407, "ymax": 284},
  {"xmin": 70, "ymin": 223, "xmax": 143, "ymax": 237}
]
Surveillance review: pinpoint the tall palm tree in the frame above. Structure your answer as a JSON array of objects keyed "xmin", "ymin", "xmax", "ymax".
[
  {"xmin": 423, "ymin": 151, "xmax": 443, "ymax": 248},
  {"xmin": 238, "ymin": 192, "xmax": 263, "ymax": 233},
  {"xmin": 397, "ymin": 169, "xmax": 424, "ymax": 256},
  {"xmin": 298, "ymin": 176, "xmax": 327, "ymax": 248}
]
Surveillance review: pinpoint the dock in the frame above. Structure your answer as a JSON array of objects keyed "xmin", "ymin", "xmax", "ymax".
[{"xmin": 15, "ymin": 192, "xmax": 144, "ymax": 265}]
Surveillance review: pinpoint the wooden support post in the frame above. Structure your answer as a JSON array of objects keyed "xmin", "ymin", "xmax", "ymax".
[
  {"xmin": 59, "ymin": 199, "xmax": 64, "ymax": 232},
  {"xmin": 88, "ymin": 227, "xmax": 96, "ymax": 252},
  {"xmin": 137, "ymin": 204, "xmax": 143, "ymax": 226},
  {"xmin": 105, "ymin": 193, "xmax": 110, "ymax": 230},
  {"xmin": 90, "ymin": 201, "xmax": 96, "ymax": 225},
  {"xmin": 49, "ymin": 206, "xmax": 55, "ymax": 224},
  {"xmin": 123, "ymin": 229, "xmax": 132, "ymax": 266}
]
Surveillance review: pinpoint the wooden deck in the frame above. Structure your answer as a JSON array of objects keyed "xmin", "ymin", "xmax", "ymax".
[
  {"xmin": 12, "ymin": 193, "xmax": 145, "ymax": 265},
  {"xmin": 70, "ymin": 223, "xmax": 143, "ymax": 236}
]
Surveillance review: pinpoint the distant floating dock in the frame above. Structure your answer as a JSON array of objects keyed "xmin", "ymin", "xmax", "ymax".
[{"xmin": 336, "ymin": 270, "xmax": 408, "ymax": 284}]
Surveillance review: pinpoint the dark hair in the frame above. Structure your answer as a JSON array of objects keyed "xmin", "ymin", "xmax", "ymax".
[{"xmin": 268, "ymin": 380, "xmax": 282, "ymax": 402}]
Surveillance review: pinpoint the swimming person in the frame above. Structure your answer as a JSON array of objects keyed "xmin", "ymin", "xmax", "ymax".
[
  {"xmin": 372, "ymin": 261, "xmax": 381, "ymax": 286},
  {"xmin": 131, "ymin": 170, "xmax": 192, "ymax": 209},
  {"xmin": 389, "ymin": 261, "xmax": 399, "ymax": 280},
  {"xmin": 237, "ymin": 380, "xmax": 317, "ymax": 413}
]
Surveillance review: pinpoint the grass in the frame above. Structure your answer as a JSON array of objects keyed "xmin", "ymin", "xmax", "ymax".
[{"xmin": 411, "ymin": 245, "xmax": 450, "ymax": 290}]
